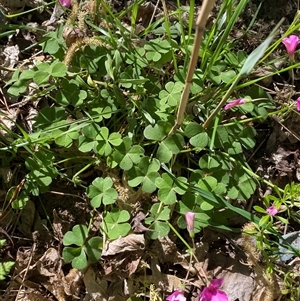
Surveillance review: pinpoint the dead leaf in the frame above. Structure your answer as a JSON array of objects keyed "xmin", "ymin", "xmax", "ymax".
[
  {"xmin": 52, "ymin": 209, "xmax": 71, "ymax": 241},
  {"xmin": 0, "ymin": 108, "xmax": 18, "ymax": 136},
  {"xmin": 83, "ymin": 266, "xmax": 109, "ymax": 301},
  {"xmin": 63, "ymin": 268, "xmax": 82, "ymax": 297},
  {"xmin": 131, "ymin": 211, "xmax": 152, "ymax": 233},
  {"xmin": 102, "ymin": 234, "xmax": 145, "ymax": 256},
  {"xmin": 36, "ymin": 248, "xmax": 62, "ymax": 277}
]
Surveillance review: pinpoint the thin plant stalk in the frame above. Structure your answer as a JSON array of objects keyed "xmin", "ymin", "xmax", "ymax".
[
  {"xmin": 168, "ymin": 0, "xmax": 216, "ymax": 135},
  {"xmin": 202, "ymin": 75, "xmax": 241, "ymax": 129}
]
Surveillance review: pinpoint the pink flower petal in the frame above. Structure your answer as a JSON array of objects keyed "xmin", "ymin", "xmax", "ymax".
[
  {"xmin": 282, "ymin": 35, "xmax": 299, "ymax": 57},
  {"xmin": 166, "ymin": 289, "xmax": 186, "ymax": 301},
  {"xmin": 184, "ymin": 212, "xmax": 195, "ymax": 233},
  {"xmin": 59, "ymin": 0, "xmax": 71, "ymax": 7},
  {"xmin": 297, "ymin": 97, "xmax": 300, "ymax": 111},
  {"xmin": 211, "ymin": 291, "xmax": 228, "ymax": 301},
  {"xmin": 210, "ymin": 278, "xmax": 224, "ymax": 289},
  {"xmin": 200, "ymin": 279, "xmax": 228, "ymax": 301},
  {"xmin": 224, "ymin": 99, "xmax": 246, "ymax": 110},
  {"xmin": 266, "ymin": 205, "xmax": 278, "ymax": 216}
]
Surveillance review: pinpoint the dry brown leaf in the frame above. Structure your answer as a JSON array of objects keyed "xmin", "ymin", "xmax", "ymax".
[
  {"xmin": 63, "ymin": 268, "xmax": 82, "ymax": 297},
  {"xmin": 0, "ymin": 108, "xmax": 18, "ymax": 136},
  {"xmin": 36, "ymin": 248, "xmax": 62, "ymax": 278},
  {"xmin": 17, "ymin": 289, "xmax": 55, "ymax": 301},
  {"xmin": 102, "ymin": 234, "xmax": 145, "ymax": 256},
  {"xmin": 52, "ymin": 209, "xmax": 71, "ymax": 241},
  {"xmin": 0, "ymin": 45, "xmax": 19, "ymax": 80},
  {"xmin": 136, "ymin": 2, "xmax": 157, "ymax": 27},
  {"xmin": 131, "ymin": 211, "xmax": 152, "ymax": 233},
  {"xmin": 83, "ymin": 266, "xmax": 109, "ymax": 301}
]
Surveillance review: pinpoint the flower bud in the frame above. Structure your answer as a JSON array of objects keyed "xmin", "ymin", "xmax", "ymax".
[{"xmin": 184, "ymin": 212, "xmax": 195, "ymax": 238}]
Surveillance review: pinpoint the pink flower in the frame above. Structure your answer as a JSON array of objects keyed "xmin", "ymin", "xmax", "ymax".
[
  {"xmin": 200, "ymin": 279, "xmax": 228, "ymax": 301},
  {"xmin": 166, "ymin": 289, "xmax": 186, "ymax": 301},
  {"xmin": 266, "ymin": 205, "xmax": 278, "ymax": 216},
  {"xmin": 59, "ymin": 0, "xmax": 71, "ymax": 7},
  {"xmin": 184, "ymin": 212, "xmax": 195, "ymax": 236},
  {"xmin": 282, "ymin": 35, "xmax": 299, "ymax": 58},
  {"xmin": 297, "ymin": 97, "xmax": 300, "ymax": 111},
  {"xmin": 224, "ymin": 99, "xmax": 246, "ymax": 110}
]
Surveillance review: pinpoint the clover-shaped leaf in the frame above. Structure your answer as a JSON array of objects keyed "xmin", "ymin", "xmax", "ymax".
[
  {"xmin": 145, "ymin": 203, "xmax": 170, "ymax": 239},
  {"xmin": 83, "ymin": 123, "xmax": 101, "ymax": 139},
  {"xmin": 50, "ymin": 61, "xmax": 67, "ymax": 78},
  {"xmin": 238, "ymin": 126, "xmax": 256, "ymax": 150},
  {"xmin": 144, "ymin": 121, "xmax": 170, "ymax": 141},
  {"xmin": 95, "ymin": 127, "xmax": 122, "ymax": 156},
  {"xmin": 88, "ymin": 177, "xmax": 118, "ymax": 208},
  {"xmin": 159, "ymin": 81, "xmax": 184, "ymax": 106},
  {"xmin": 113, "ymin": 137, "xmax": 144, "ymax": 170},
  {"xmin": 91, "ymin": 106, "xmax": 112, "ymax": 122},
  {"xmin": 63, "ymin": 224, "xmax": 88, "ymax": 246},
  {"xmin": 184, "ymin": 122, "xmax": 209, "ymax": 148},
  {"xmin": 53, "ymin": 123, "xmax": 79, "ymax": 148},
  {"xmin": 33, "ymin": 107, "xmax": 67, "ymax": 131},
  {"xmin": 85, "ymin": 237, "xmax": 103, "ymax": 263},
  {"xmin": 155, "ymin": 173, "xmax": 187, "ymax": 204},
  {"xmin": 33, "ymin": 62, "xmax": 51, "ymax": 85},
  {"xmin": 157, "ymin": 133, "xmax": 184, "ymax": 163},
  {"xmin": 62, "ymin": 247, "xmax": 87, "ymax": 269},
  {"xmin": 185, "ymin": 123, "xmax": 209, "ymax": 148},
  {"xmin": 25, "ymin": 169, "xmax": 55, "ymax": 195},
  {"xmin": 56, "ymin": 79, "xmax": 87, "ymax": 107},
  {"xmin": 144, "ymin": 39, "xmax": 172, "ymax": 63},
  {"xmin": 103, "ymin": 209, "xmax": 131, "ymax": 240},
  {"xmin": 197, "ymin": 176, "xmax": 226, "ymax": 200},
  {"xmin": 199, "ymin": 153, "xmax": 232, "ymax": 171},
  {"xmin": 128, "ymin": 157, "xmax": 160, "ymax": 193},
  {"xmin": 78, "ymin": 123, "xmax": 101, "ymax": 152},
  {"xmin": 227, "ymin": 167, "xmax": 257, "ymax": 200},
  {"xmin": 62, "ymin": 225, "xmax": 103, "ymax": 269}
]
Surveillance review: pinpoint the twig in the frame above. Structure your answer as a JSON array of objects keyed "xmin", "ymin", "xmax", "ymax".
[{"xmin": 168, "ymin": 0, "xmax": 216, "ymax": 136}]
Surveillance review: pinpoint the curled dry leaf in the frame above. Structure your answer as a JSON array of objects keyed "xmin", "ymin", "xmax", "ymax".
[
  {"xmin": 37, "ymin": 248, "xmax": 82, "ymax": 300},
  {"xmin": 0, "ymin": 108, "xmax": 18, "ymax": 136},
  {"xmin": 36, "ymin": 247, "xmax": 62, "ymax": 278},
  {"xmin": 131, "ymin": 211, "xmax": 153, "ymax": 233},
  {"xmin": 102, "ymin": 234, "xmax": 145, "ymax": 256},
  {"xmin": 0, "ymin": 45, "xmax": 19, "ymax": 81}
]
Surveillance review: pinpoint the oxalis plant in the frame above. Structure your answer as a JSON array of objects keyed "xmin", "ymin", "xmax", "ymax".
[{"xmin": 1, "ymin": 0, "xmax": 300, "ymax": 299}]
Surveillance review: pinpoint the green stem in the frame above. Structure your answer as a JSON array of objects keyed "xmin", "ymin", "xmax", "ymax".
[
  {"xmin": 203, "ymin": 75, "xmax": 241, "ymax": 129},
  {"xmin": 4, "ymin": 1, "xmax": 56, "ymax": 18},
  {"xmin": 72, "ymin": 159, "xmax": 97, "ymax": 182},
  {"xmin": 223, "ymin": 106, "xmax": 290, "ymax": 127},
  {"xmin": 166, "ymin": 220, "xmax": 193, "ymax": 252}
]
